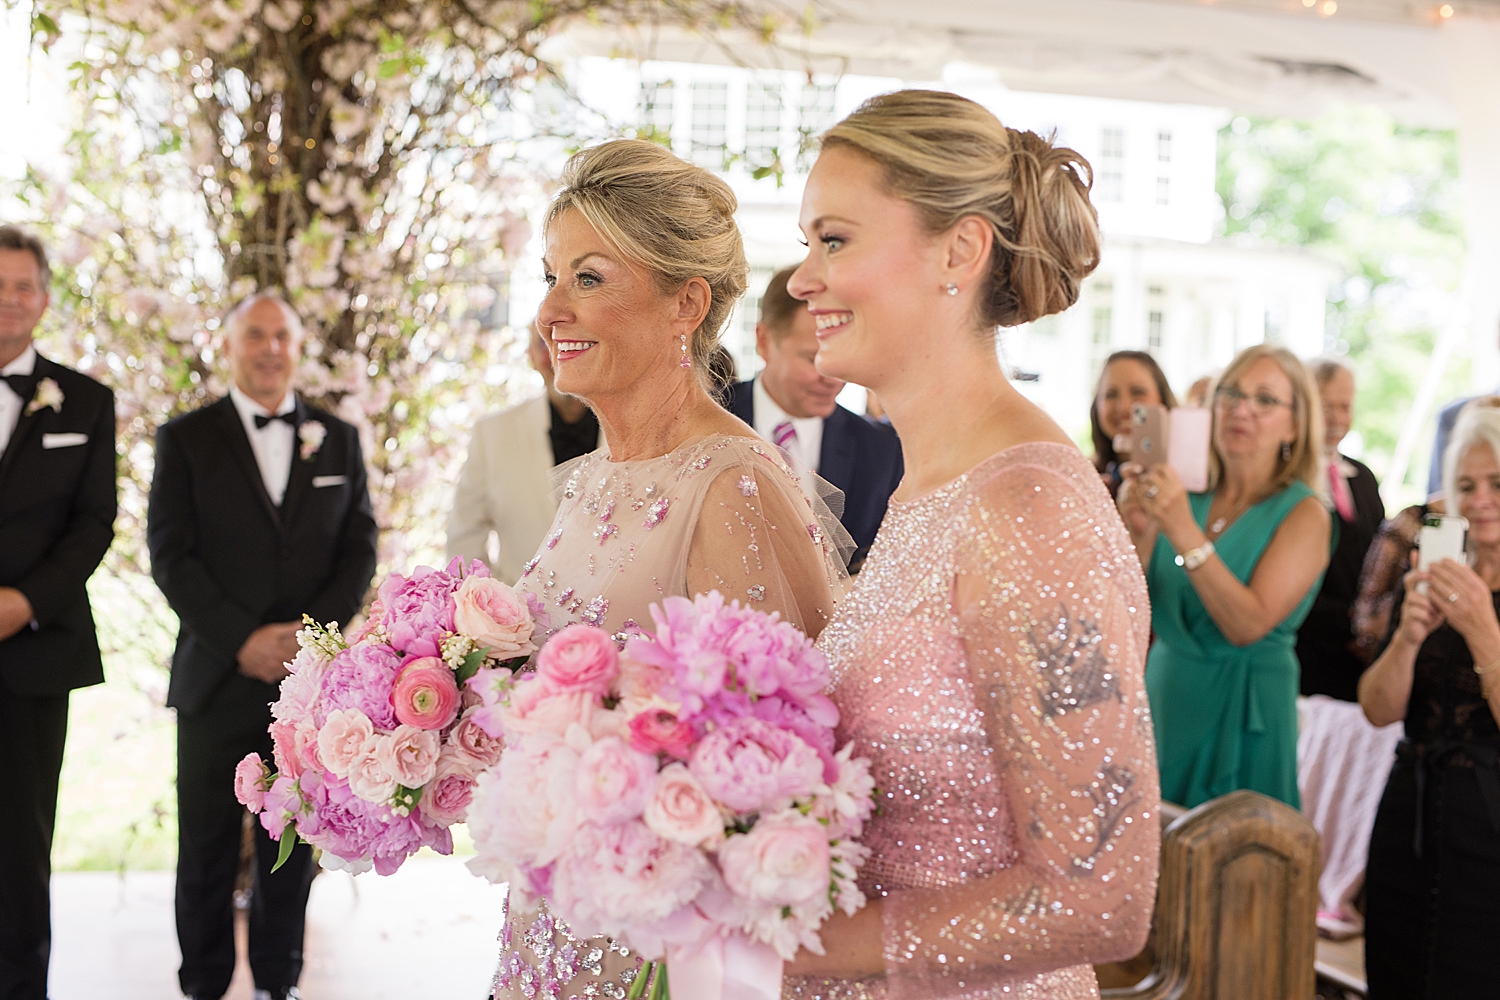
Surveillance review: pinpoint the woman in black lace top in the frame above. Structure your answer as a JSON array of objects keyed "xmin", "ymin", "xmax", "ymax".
[{"xmin": 1359, "ymin": 401, "xmax": 1500, "ymax": 1000}]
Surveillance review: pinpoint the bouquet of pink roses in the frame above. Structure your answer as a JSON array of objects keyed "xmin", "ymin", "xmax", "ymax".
[
  {"xmin": 233, "ymin": 557, "xmax": 547, "ymax": 876},
  {"xmin": 465, "ymin": 591, "xmax": 875, "ymax": 1000}
]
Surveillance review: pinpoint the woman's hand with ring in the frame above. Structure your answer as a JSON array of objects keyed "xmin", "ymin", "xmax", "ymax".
[
  {"xmin": 1395, "ymin": 559, "xmax": 1442, "ymax": 648},
  {"xmin": 1130, "ymin": 463, "xmax": 1192, "ymax": 537},
  {"xmin": 1428, "ymin": 558, "xmax": 1499, "ymax": 646}
]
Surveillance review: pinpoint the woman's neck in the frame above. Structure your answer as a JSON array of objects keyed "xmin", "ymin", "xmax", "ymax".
[
  {"xmin": 591, "ymin": 376, "xmax": 716, "ymax": 462},
  {"xmin": 547, "ymin": 385, "xmax": 590, "ymax": 424},
  {"xmin": 878, "ymin": 336, "xmax": 1063, "ymax": 499},
  {"xmin": 1217, "ymin": 456, "xmax": 1279, "ymax": 504}
]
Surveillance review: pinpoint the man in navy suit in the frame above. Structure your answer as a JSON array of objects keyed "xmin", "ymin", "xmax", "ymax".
[
  {"xmin": 148, "ymin": 295, "xmax": 377, "ymax": 1000},
  {"xmin": 725, "ymin": 266, "xmax": 902, "ymax": 571},
  {"xmin": 0, "ymin": 226, "xmax": 116, "ymax": 1000}
]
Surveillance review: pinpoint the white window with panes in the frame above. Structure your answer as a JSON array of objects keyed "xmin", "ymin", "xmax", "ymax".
[{"xmin": 1099, "ymin": 127, "xmax": 1125, "ymax": 203}]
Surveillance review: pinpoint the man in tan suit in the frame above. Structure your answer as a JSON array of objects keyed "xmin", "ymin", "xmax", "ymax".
[{"xmin": 447, "ymin": 326, "xmax": 599, "ymax": 582}]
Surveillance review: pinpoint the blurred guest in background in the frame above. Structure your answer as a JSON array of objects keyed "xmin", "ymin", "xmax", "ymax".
[
  {"xmin": 1185, "ymin": 373, "xmax": 1214, "ymax": 409},
  {"xmin": 446, "ymin": 324, "xmax": 599, "ymax": 581},
  {"xmin": 1298, "ymin": 357, "xmax": 1384, "ymax": 700},
  {"xmin": 1120, "ymin": 344, "xmax": 1331, "ymax": 808},
  {"xmin": 148, "ymin": 294, "xmax": 378, "ymax": 1000},
  {"xmin": 1360, "ymin": 400, "xmax": 1500, "ymax": 999},
  {"xmin": 1090, "ymin": 349, "xmax": 1176, "ymax": 498},
  {"xmin": 1353, "ymin": 502, "xmax": 1430, "ymax": 661},
  {"xmin": 0, "ymin": 226, "xmax": 116, "ymax": 1000},
  {"xmin": 706, "ymin": 343, "xmax": 738, "ymax": 403},
  {"xmin": 725, "ymin": 265, "xmax": 902, "ymax": 570},
  {"xmin": 1426, "ymin": 322, "xmax": 1500, "ymax": 503}
]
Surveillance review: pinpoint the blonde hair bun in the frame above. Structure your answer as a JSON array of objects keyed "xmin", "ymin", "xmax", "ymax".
[{"xmin": 820, "ymin": 89, "xmax": 1100, "ymax": 328}]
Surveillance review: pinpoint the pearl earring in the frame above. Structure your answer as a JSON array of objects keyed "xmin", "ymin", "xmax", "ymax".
[
  {"xmin": 945, "ymin": 284, "xmax": 959, "ymax": 296},
  {"xmin": 680, "ymin": 333, "xmax": 691, "ymax": 369}
]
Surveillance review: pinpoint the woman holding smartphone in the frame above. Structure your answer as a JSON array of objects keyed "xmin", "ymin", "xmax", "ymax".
[
  {"xmin": 1358, "ymin": 400, "xmax": 1500, "ymax": 999},
  {"xmin": 1090, "ymin": 350, "xmax": 1177, "ymax": 499},
  {"xmin": 1119, "ymin": 343, "xmax": 1331, "ymax": 809}
]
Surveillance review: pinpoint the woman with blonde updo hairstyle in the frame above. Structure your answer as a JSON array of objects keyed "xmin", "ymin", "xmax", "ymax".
[
  {"xmin": 783, "ymin": 90, "xmax": 1160, "ymax": 999},
  {"xmin": 486, "ymin": 139, "xmax": 852, "ymax": 1000}
]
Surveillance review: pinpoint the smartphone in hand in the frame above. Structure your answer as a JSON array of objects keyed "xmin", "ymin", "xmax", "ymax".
[
  {"xmin": 1418, "ymin": 514, "xmax": 1468, "ymax": 571},
  {"xmin": 1128, "ymin": 405, "xmax": 1211, "ymax": 493}
]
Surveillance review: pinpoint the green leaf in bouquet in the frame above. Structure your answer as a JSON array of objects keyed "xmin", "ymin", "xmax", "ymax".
[
  {"xmin": 626, "ymin": 962, "xmax": 653, "ymax": 1000},
  {"xmin": 455, "ymin": 646, "xmax": 491, "ymax": 684},
  {"xmin": 391, "ymin": 784, "xmax": 423, "ymax": 817},
  {"xmin": 650, "ymin": 962, "xmax": 670, "ymax": 1000},
  {"xmin": 269, "ymin": 818, "xmax": 300, "ymax": 873}
]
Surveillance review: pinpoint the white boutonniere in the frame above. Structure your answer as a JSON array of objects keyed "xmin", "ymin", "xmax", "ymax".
[
  {"xmin": 27, "ymin": 378, "xmax": 63, "ymax": 415},
  {"xmin": 298, "ymin": 420, "xmax": 326, "ymax": 461}
]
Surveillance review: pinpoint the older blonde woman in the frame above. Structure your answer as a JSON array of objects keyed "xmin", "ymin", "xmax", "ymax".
[
  {"xmin": 1359, "ymin": 400, "xmax": 1500, "ymax": 1000},
  {"xmin": 488, "ymin": 139, "xmax": 850, "ymax": 1000},
  {"xmin": 1119, "ymin": 344, "xmax": 1332, "ymax": 808}
]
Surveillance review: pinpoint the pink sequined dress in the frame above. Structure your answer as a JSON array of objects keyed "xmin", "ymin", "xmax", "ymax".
[
  {"xmin": 493, "ymin": 432, "xmax": 849, "ymax": 1000},
  {"xmin": 785, "ymin": 442, "xmax": 1161, "ymax": 1000}
]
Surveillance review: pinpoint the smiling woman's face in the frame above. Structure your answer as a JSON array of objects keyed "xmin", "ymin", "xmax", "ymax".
[
  {"xmin": 536, "ymin": 208, "xmax": 683, "ymax": 402},
  {"xmin": 788, "ymin": 145, "xmax": 949, "ymax": 392}
]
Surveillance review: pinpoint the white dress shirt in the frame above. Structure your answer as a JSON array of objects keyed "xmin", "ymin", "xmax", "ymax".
[
  {"xmin": 0, "ymin": 344, "xmax": 37, "ymax": 454},
  {"xmin": 229, "ymin": 385, "xmax": 296, "ymax": 505},
  {"xmin": 752, "ymin": 376, "xmax": 824, "ymax": 473}
]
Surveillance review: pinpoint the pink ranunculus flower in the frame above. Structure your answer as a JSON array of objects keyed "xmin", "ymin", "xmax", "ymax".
[
  {"xmin": 536, "ymin": 624, "xmax": 619, "ymax": 696},
  {"xmin": 270, "ymin": 720, "xmax": 303, "ymax": 781},
  {"xmin": 420, "ymin": 758, "xmax": 477, "ymax": 825},
  {"xmin": 447, "ymin": 709, "xmax": 504, "ymax": 770},
  {"xmin": 643, "ymin": 763, "xmax": 724, "ymax": 849},
  {"xmin": 574, "ymin": 736, "xmax": 658, "ymax": 825},
  {"xmin": 688, "ymin": 717, "xmax": 825, "ymax": 813},
  {"xmin": 234, "ymin": 753, "xmax": 271, "ymax": 813},
  {"xmin": 494, "ymin": 674, "xmax": 596, "ymax": 741},
  {"xmin": 627, "ymin": 708, "xmax": 695, "ymax": 760},
  {"xmin": 376, "ymin": 724, "xmax": 442, "ymax": 789},
  {"xmin": 454, "ymin": 575, "xmax": 537, "ymax": 656},
  {"xmin": 347, "ymin": 736, "xmax": 398, "ymax": 804},
  {"xmin": 719, "ymin": 813, "xmax": 832, "ymax": 906},
  {"xmin": 318, "ymin": 708, "xmax": 375, "ymax": 778},
  {"xmin": 392, "ymin": 657, "xmax": 460, "ymax": 730}
]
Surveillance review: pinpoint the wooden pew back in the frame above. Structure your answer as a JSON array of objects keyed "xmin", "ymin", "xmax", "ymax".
[{"xmin": 1101, "ymin": 790, "xmax": 1320, "ymax": 1000}]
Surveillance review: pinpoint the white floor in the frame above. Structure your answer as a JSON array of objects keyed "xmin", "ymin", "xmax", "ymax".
[{"xmin": 49, "ymin": 855, "xmax": 508, "ymax": 1000}]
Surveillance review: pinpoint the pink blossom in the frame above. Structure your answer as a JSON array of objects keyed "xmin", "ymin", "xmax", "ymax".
[
  {"xmin": 574, "ymin": 736, "xmax": 658, "ymax": 825},
  {"xmin": 391, "ymin": 657, "xmax": 460, "ymax": 730},
  {"xmin": 536, "ymin": 624, "xmax": 619, "ymax": 696},
  {"xmin": 688, "ymin": 717, "xmax": 824, "ymax": 813},
  {"xmin": 468, "ymin": 735, "xmax": 582, "ymax": 871},
  {"xmin": 271, "ymin": 645, "xmax": 330, "ymax": 724},
  {"xmin": 376, "ymin": 725, "xmax": 441, "ymax": 788},
  {"xmin": 493, "ymin": 674, "xmax": 597, "ymax": 741},
  {"xmin": 420, "ymin": 758, "xmax": 477, "ymax": 825},
  {"xmin": 346, "ymin": 736, "xmax": 397, "ymax": 804},
  {"xmin": 446, "ymin": 709, "xmax": 504, "ymax": 770},
  {"xmin": 454, "ymin": 575, "xmax": 537, "ymax": 656},
  {"xmin": 809, "ymin": 743, "xmax": 877, "ymax": 839},
  {"xmin": 627, "ymin": 709, "xmax": 695, "ymax": 760},
  {"xmin": 293, "ymin": 722, "xmax": 324, "ymax": 773},
  {"xmin": 320, "ymin": 642, "xmax": 403, "ymax": 729},
  {"xmin": 376, "ymin": 559, "xmax": 465, "ymax": 657},
  {"xmin": 463, "ymin": 665, "xmax": 515, "ymax": 739},
  {"xmin": 317, "ymin": 708, "xmax": 375, "ymax": 778},
  {"xmin": 259, "ymin": 774, "xmax": 302, "ymax": 838},
  {"xmin": 548, "ymin": 819, "xmax": 713, "ymax": 940},
  {"xmin": 643, "ymin": 764, "xmax": 724, "ymax": 848},
  {"xmin": 270, "ymin": 721, "xmax": 303, "ymax": 781},
  {"xmin": 233, "ymin": 753, "xmax": 271, "ymax": 813},
  {"xmin": 719, "ymin": 813, "xmax": 831, "ymax": 906}
]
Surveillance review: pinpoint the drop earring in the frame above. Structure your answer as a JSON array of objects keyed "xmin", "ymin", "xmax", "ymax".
[
  {"xmin": 680, "ymin": 333, "xmax": 691, "ymax": 369},
  {"xmin": 945, "ymin": 283, "xmax": 959, "ymax": 296},
  {"xmin": 1281, "ymin": 441, "xmax": 1291, "ymax": 461}
]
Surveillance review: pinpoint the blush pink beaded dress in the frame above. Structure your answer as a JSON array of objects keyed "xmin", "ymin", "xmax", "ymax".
[{"xmin": 784, "ymin": 442, "xmax": 1161, "ymax": 1000}]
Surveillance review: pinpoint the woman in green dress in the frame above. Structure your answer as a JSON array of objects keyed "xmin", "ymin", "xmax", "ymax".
[{"xmin": 1118, "ymin": 344, "xmax": 1332, "ymax": 808}]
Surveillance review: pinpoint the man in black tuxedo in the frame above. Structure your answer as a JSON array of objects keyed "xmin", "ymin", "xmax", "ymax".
[
  {"xmin": 725, "ymin": 266, "xmax": 902, "ymax": 571},
  {"xmin": 148, "ymin": 295, "xmax": 377, "ymax": 1000},
  {"xmin": 0, "ymin": 227, "xmax": 116, "ymax": 1000}
]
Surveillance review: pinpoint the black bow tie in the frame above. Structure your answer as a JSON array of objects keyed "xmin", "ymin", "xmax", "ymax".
[
  {"xmin": 253, "ymin": 411, "xmax": 298, "ymax": 430},
  {"xmin": 1, "ymin": 373, "xmax": 36, "ymax": 399}
]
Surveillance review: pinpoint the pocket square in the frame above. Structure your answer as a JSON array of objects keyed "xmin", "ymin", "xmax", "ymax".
[
  {"xmin": 41, "ymin": 433, "xmax": 89, "ymax": 449},
  {"xmin": 312, "ymin": 474, "xmax": 348, "ymax": 488}
]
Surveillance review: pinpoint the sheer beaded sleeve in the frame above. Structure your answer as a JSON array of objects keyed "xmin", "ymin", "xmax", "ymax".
[
  {"xmin": 879, "ymin": 463, "xmax": 1160, "ymax": 994},
  {"xmin": 687, "ymin": 449, "xmax": 848, "ymax": 639}
]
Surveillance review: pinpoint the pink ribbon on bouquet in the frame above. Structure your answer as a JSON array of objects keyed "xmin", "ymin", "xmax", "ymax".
[{"xmin": 666, "ymin": 933, "xmax": 783, "ymax": 1000}]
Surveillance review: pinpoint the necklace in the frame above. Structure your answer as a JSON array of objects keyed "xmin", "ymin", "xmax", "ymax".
[{"xmin": 1207, "ymin": 492, "xmax": 1260, "ymax": 538}]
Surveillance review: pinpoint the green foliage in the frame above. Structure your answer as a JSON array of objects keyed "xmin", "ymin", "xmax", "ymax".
[{"xmin": 1217, "ymin": 107, "xmax": 1466, "ymax": 501}]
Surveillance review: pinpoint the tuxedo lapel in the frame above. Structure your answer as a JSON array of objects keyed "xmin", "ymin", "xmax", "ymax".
[
  {"xmin": 278, "ymin": 399, "xmax": 315, "ymax": 527},
  {"xmin": 817, "ymin": 405, "xmax": 856, "ymax": 494},
  {"xmin": 213, "ymin": 398, "xmax": 283, "ymax": 531}
]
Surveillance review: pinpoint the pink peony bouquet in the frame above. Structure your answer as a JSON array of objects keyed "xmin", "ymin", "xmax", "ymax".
[
  {"xmin": 466, "ymin": 591, "xmax": 875, "ymax": 998},
  {"xmin": 233, "ymin": 557, "xmax": 547, "ymax": 876}
]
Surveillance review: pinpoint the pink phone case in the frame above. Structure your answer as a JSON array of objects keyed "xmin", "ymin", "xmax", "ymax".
[{"xmin": 1168, "ymin": 408, "xmax": 1211, "ymax": 493}]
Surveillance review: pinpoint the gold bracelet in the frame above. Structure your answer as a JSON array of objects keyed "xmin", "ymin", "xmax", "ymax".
[{"xmin": 1474, "ymin": 655, "xmax": 1500, "ymax": 678}]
